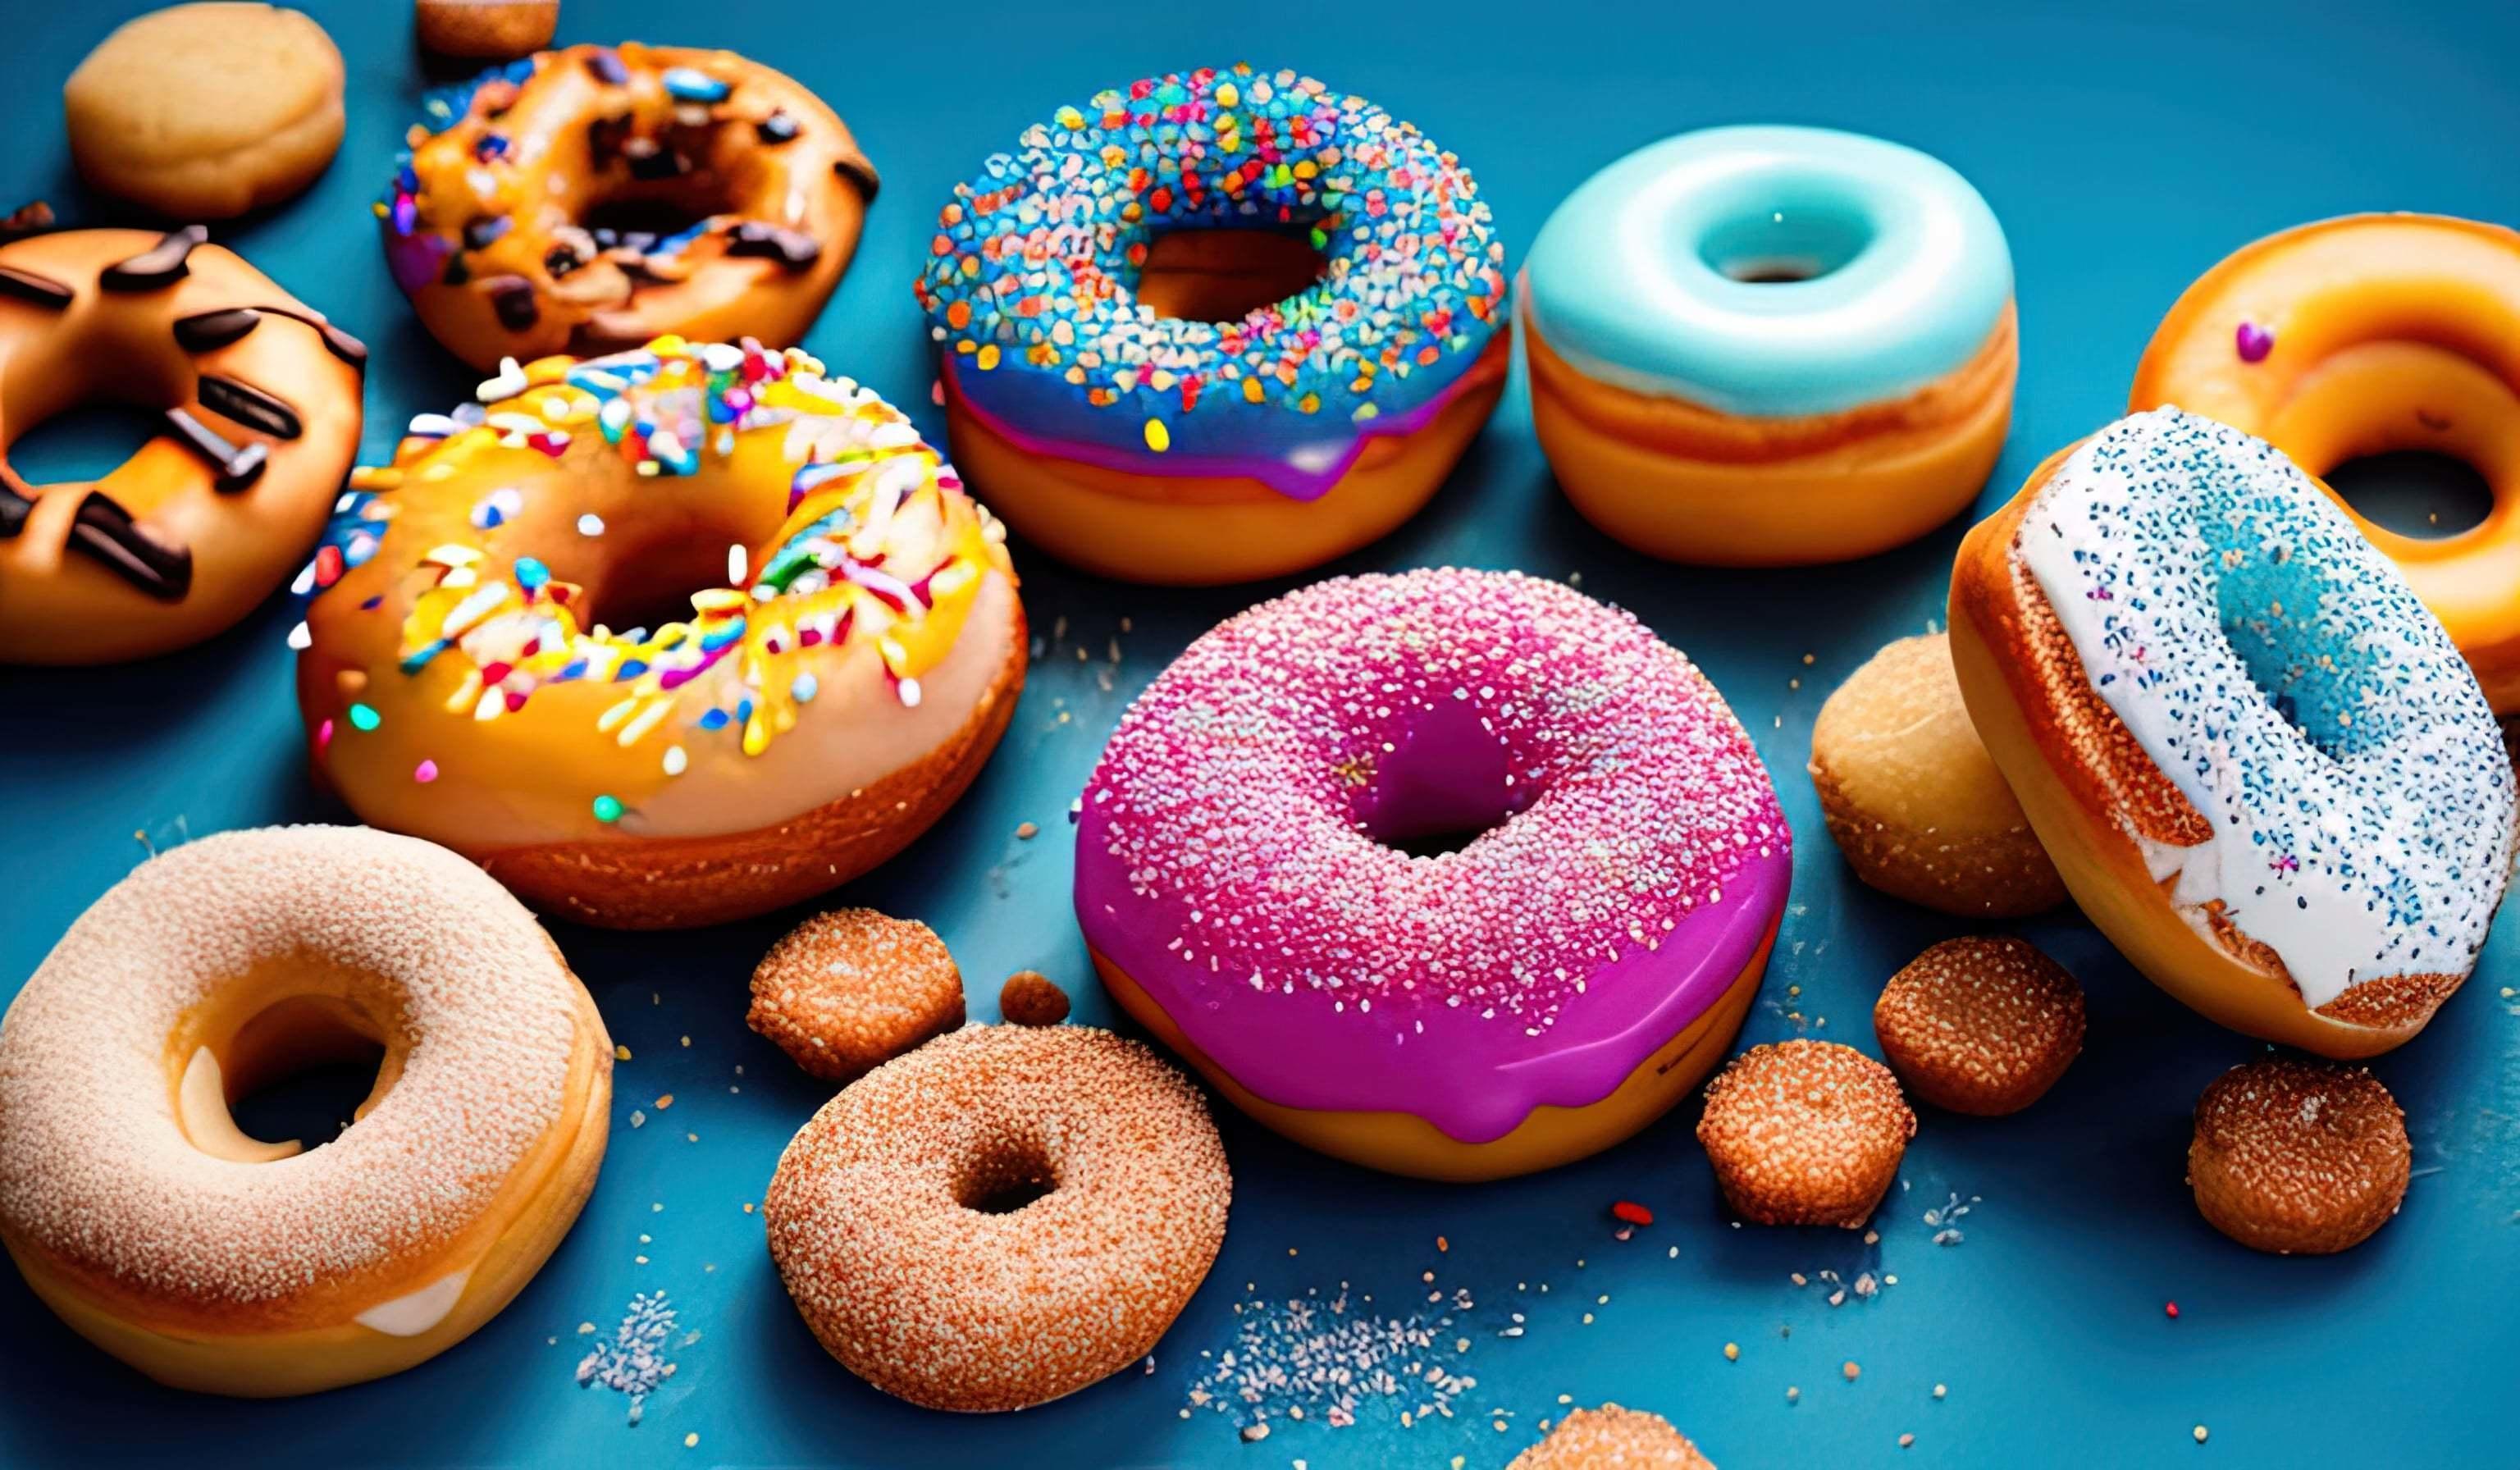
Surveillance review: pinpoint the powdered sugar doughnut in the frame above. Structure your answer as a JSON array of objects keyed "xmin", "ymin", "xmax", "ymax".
[
  {"xmin": 0, "ymin": 825, "xmax": 610, "ymax": 1396},
  {"xmin": 763, "ymin": 1025, "xmax": 1229, "ymax": 1412},
  {"xmin": 1078, "ymin": 568, "xmax": 1790, "ymax": 1180}
]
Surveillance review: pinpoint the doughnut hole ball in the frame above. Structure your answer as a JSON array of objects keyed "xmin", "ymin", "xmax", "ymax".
[
  {"xmin": 1874, "ymin": 937, "xmax": 2084, "ymax": 1115},
  {"xmin": 746, "ymin": 910, "xmax": 966, "ymax": 1083},
  {"xmin": 1810, "ymin": 632, "xmax": 2065, "ymax": 916},
  {"xmin": 1696, "ymin": 1039, "xmax": 1915, "ymax": 1228},
  {"xmin": 1510, "ymin": 1404, "xmax": 1716, "ymax": 1468},
  {"xmin": 2189, "ymin": 1061, "xmax": 2410, "ymax": 1255}
]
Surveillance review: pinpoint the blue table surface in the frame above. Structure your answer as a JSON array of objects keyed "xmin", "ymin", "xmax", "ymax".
[{"xmin": 3, "ymin": 2, "xmax": 2516, "ymax": 1466}]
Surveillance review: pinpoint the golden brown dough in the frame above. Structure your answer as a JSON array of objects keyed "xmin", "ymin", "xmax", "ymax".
[
  {"xmin": 746, "ymin": 910, "xmax": 965, "ymax": 1082},
  {"xmin": 1698, "ymin": 1039, "xmax": 1915, "ymax": 1227},
  {"xmin": 2189, "ymin": 1061, "xmax": 2408, "ymax": 1255},
  {"xmin": 1874, "ymin": 937, "xmax": 2084, "ymax": 1115},
  {"xmin": 1511, "ymin": 1404, "xmax": 1716, "ymax": 1468},
  {"xmin": 413, "ymin": 0, "xmax": 558, "ymax": 58},
  {"xmin": 1810, "ymin": 632, "xmax": 2064, "ymax": 916}
]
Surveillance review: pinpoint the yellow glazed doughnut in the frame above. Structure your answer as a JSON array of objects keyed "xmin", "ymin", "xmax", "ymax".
[
  {"xmin": 1522, "ymin": 126, "xmax": 2015, "ymax": 565},
  {"xmin": 0, "ymin": 826, "xmax": 610, "ymax": 1397},
  {"xmin": 1, "ymin": 227, "xmax": 364, "ymax": 664},
  {"xmin": 296, "ymin": 338, "xmax": 1025, "ymax": 929},
  {"xmin": 1809, "ymin": 632, "xmax": 2065, "ymax": 916},
  {"xmin": 1951, "ymin": 412, "xmax": 2516, "ymax": 1057},
  {"xmin": 65, "ymin": 4, "xmax": 345, "ymax": 220},
  {"xmin": 2130, "ymin": 214, "xmax": 2520, "ymax": 710}
]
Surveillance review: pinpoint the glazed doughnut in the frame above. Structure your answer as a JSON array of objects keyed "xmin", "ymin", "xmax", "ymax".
[
  {"xmin": 1522, "ymin": 126, "xmax": 2016, "ymax": 565},
  {"xmin": 917, "ymin": 64, "xmax": 1509, "ymax": 584},
  {"xmin": 381, "ymin": 43, "xmax": 878, "ymax": 370},
  {"xmin": 1809, "ymin": 632, "xmax": 2065, "ymax": 916},
  {"xmin": 1951, "ymin": 409, "xmax": 2517, "ymax": 1057},
  {"xmin": 295, "ymin": 337, "xmax": 1024, "ymax": 929},
  {"xmin": 66, "ymin": 4, "xmax": 345, "ymax": 220},
  {"xmin": 2130, "ymin": 214, "xmax": 2520, "ymax": 710},
  {"xmin": 1696, "ymin": 1039, "xmax": 1915, "ymax": 1228},
  {"xmin": 1511, "ymin": 1404, "xmax": 1716, "ymax": 1469},
  {"xmin": 0, "ymin": 826, "xmax": 610, "ymax": 1397},
  {"xmin": 1872, "ymin": 937, "xmax": 2084, "ymax": 1116},
  {"xmin": 0, "ymin": 226, "xmax": 363, "ymax": 664},
  {"xmin": 746, "ymin": 909, "xmax": 966, "ymax": 1083},
  {"xmin": 1078, "ymin": 568, "xmax": 1790, "ymax": 1181},
  {"xmin": 763, "ymin": 1025, "xmax": 1230, "ymax": 1412},
  {"xmin": 2189, "ymin": 1060, "xmax": 2409, "ymax": 1255}
]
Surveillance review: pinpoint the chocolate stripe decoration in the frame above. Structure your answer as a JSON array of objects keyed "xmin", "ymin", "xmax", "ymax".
[
  {"xmin": 833, "ymin": 154, "xmax": 882, "ymax": 203},
  {"xmin": 166, "ymin": 406, "xmax": 268, "ymax": 491},
  {"xmin": 101, "ymin": 225, "xmax": 210, "ymax": 292},
  {"xmin": 0, "ymin": 265, "xmax": 74, "ymax": 309},
  {"xmin": 197, "ymin": 375, "xmax": 302, "ymax": 441},
  {"xmin": 172, "ymin": 308, "xmax": 261, "ymax": 352},
  {"xmin": 172, "ymin": 305, "xmax": 368, "ymax": 369},
  {"xmin": 68, "ymin": 492, "xmax": 191, "ymax": 600}
]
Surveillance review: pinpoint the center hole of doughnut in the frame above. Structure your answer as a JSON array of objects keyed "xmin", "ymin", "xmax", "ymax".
[
  {"xmin": 2325, "ymin": 450, "xmax": 2494, "ymax": 540},
  {"xmin": 3, "ymin": 402, "xmax": 168, "ymax": 485},
  {"xmin": 1701, "ymin": 204, "xmax": 1872, "ymax": 285},
  {"xmin": 583, "ymin": 532, "xmax": 753, "ymax": 639},
  {"xmin": 578, "ymin": 196, "xmax": 720, "ymax": 249},
  {"xmin": 955, "ymin": 1145, "xmax": 1057, "ymax": 1217},
  {"xmin": 1137, "ymin": 227, "xmax": 1331, "ymax": 323},
  {"xmin": 1357, "ymin": 697, "xmax": 1522, "ymax": 859},
  {"xmin": 2216, "ymin": 561, "xmax": 2376, "ymax": 764},
  {"xmin": 217, "ymin": 996, "xmax": 390, "ymax": 1157}
]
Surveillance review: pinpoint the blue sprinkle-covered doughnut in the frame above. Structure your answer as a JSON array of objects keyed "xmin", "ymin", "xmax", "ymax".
[
  {"xmin": 915, "ymin": 65, "xmax": 1508, "ymax": 500},
  {"xmin": 2021, "ymin": 408, "xmax": 2516, "ymax": 1009}
]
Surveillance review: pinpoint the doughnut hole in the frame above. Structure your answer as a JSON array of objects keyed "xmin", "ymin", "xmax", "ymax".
[
  {"xmin": 997, "ymin": 970, "xmax": 1071, "ymax": 1028},
  {"xmin": 173, "ymin": 970, "xmax": 405, "ymax": 1165},
  {"xmin": 1697, "ymin": 193, "xmax": 1873, "ymax": 284},
  {"xmin": 1873, "ymin": 937, "xmax": 2084, "ymax": 1116},
  {"xmin": 952, "ymin": 1136, "xmax": 1057, "ymax": 1217},
  {"xmin": 2189, "ymin": 1061, "xmax": 2409, "ymax": 1254},
  {"xmin": 1510, "ymin": 1404, "xmax": 1715, "ymax": 1469},
  {"xmin": 1810, "ymin": 632, "xmax": 2065, "ymax": 916},
  {"xmin": 1134, "ymin": 226, "xmax": 1330, "ymax": 323},
  {"xmin": 746, "ymin": 910, "xmax": 966, "ymax": 1083},
  {"xmin": 1696, "ymin": 1039, "xmax": 1915, "ymax": 1228},
  {"xmin": 2325, "ymin": 450, "xmax": 2494, "ymax": 540}
]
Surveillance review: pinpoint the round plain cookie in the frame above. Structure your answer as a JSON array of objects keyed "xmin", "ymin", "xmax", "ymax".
[
  {"xmin": 2189, "ymin": 1060, "xmax": 2410, "ymax": 1255},
  {"xmin": 413, "ymin": 0, "xmax": 558, "ymax": 58},
  {"xmin": 65, "ymin": 5, "xmax": 345, "ymax": 220},
  {"xmin": 1510, "ymin": 1404, "xmax": 1716, "ymax": 1468},
  {"xmin": 1697, "ymin": 1039, "xmax": 1916, "ymax": 1228},
  {"xmin": 763, "ymin": 1025, "xmax": 1230, "ymax": 1412},
  {"xmin": 746, "ymin": 910, "xmax": 966, "ymax": 1084},
  {"xmin": 1874, "ymin": 937, "xmax": 2085, "ymax": 1116},
  {"xmin": 1810, "ymin": 632, "xmax": 2065, "ymax": 916}
]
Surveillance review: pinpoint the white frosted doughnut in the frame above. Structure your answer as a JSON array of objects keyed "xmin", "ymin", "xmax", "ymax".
[{"xmin": 0, "ymin": 825, "xmax": 611, "ymax": 1396}]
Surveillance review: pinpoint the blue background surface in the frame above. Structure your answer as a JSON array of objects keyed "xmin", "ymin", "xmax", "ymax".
[{"xmin": 2, "ymin": 2, "xmax": 2516, "ymax": 1465}]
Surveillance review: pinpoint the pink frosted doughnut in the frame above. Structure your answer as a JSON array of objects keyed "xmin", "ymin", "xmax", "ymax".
[{"xmin": 1077, "ymin": 568, "xmax": 1790, "ymax": 1180}]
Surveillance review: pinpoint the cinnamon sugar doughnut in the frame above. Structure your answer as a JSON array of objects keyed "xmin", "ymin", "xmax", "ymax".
[
  {"xmin": 1873, "ymin": 937, "xmax": 2084, "ymax": 1116},
  {"xmin": 746, "ymin": 909, "xmax": 965, "ymax": 1083},
  {"xmin": 997, "ymin": 970, "xmax": 1070, "ymax": 1027},
  {"xmin": 764, "ymin": 1025, "xmax": 1230, "ymax": 1412},
  {"xmin": 1697, "ymin": 1039, "xmax": 1915, "ymax": 1228},
  {"xmin": 1512, "ymin": 1404, "xmax": 1717, "ymax": 1469},
  {"xmin": 2189, "ymin": 1061, "xmax": 2410, "ymax": 1255},
  {"xmin": 0, "ymin": 826, "xmax": 610, "ymax": 1396}
]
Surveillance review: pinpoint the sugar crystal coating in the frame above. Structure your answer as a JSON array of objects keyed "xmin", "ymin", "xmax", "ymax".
[
  {"xmin": 746, "ymin": 909, "xmax": 966, "ymax": 1082},
  {"xmin": 2189, "ymin": 1059, "xmax": 2408, "ymax": 1254},
  {"xmin": 1698, "ymin": 1039, "xmax": 1915, "ymax": 1228},
  {"xmin": 1510, "ymin": 1404, "xmax": 1718, "ymax": 1468}
]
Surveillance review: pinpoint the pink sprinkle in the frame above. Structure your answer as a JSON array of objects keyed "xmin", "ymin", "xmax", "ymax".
[
  {"xmin": 414, "ymin": 760, "xmax": 440, "ymax": 783},
  {"xmin": 2235, "ymin": 321, "xmax": 2275, "ymax": 363},
  {"xmin": 315, "ymin": 718, "xmax": 334, "ymax": 752}
]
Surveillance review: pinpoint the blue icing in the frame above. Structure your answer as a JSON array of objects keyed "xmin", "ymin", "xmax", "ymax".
[
  {"xmin": 1524, "ymin": 126, "xmax": 2011, "ymax": 418},
  {"xmin": 917, "ymin": 66, "xmax": 1508, "ymax": 497},
  {"xmin": 2021, "ymin": 409, "xmax": 2514, "ymax": 1008}
]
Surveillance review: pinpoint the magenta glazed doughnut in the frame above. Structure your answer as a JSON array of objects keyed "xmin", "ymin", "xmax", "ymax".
[{"xmin": 1076, "ymin": 568, "xmax": 1791, "ymax": 1180}]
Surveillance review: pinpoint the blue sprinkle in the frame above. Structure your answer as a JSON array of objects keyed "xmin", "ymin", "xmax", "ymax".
[
  {"xmin": 515, "ymin": 556, "xmax": 550, "ymax": 591},
  {"xmin": 661, "ymin": 67, "xmax": 732, "ymax": 103},
  {"xmin": 698, "ymin": 709, "xmax": 731, "ymax": 730},
  {"xmin": 399, "ymin": 638, "xmax": 450, "ymax": 674},
  {"xmin": 792, "ymin": 673, "xmax": 819, "ymax": 702}
]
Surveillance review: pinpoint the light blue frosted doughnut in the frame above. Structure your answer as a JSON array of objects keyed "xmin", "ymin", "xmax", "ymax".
[
  {"xmin": 1523, "ymin": 126, "xmax": 2011, "ymax": 418},
  {"xmin": 2022, "ymin": 408, "xmax": 2515, "ymax": 1010}
]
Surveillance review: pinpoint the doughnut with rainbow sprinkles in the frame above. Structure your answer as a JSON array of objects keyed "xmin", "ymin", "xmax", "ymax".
[
  {"xmin": 296, "ymin": 337, "xmax": 1025, "ymax": 929},
  {"xmin": 917, "ymin": 64, "xmax": 1510, "ymax": 584},
  {"xmin": 1076, "ymin": 568, "xmax": 1790, "ymax": 1180},
  {"xmin": 1951, "ymin": 408, "xmax": 2518, "ymax": 1057}
]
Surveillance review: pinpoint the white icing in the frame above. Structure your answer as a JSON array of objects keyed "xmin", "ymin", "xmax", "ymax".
[
  {"xmin": 2020, "ymin": 409, "xmax": 2515, "ymax": 1007},
  {"xmin": 354, "ymin": 1267, "xmax": 471, "ymax": 1336}
]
